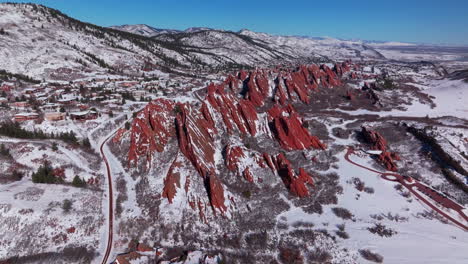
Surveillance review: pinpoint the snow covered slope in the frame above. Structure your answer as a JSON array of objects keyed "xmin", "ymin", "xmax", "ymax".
[{"xmin": 109, "ymin": 24, "xmax": 181, "ymax": 37}]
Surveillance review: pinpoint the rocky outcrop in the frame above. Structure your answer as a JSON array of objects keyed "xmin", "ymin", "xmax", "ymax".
[
  {"xmin": 162, "ymin": 158, "xmax": 182, "ymax": 203},
  {"xmin": 176, "ymin": 103, "xmax": 216, "ymax": 178},
  {"xmin": 268, "ymin": 104, "xmax": 326, "ymax": 150},
  {"xmin": 206, "ymin": 83, "xmax": 259, "ymax": 136},
  {"xmin": 128, "ymin": 98, "xmax": 175, "ymax": 166},
  {"xmin": 208, "ymin": 174, "xmax": 227, "ymax": 214},
  {"xmin": 361, "ymin": 126, "xmax": 399, "ymax": 171},
  {"xmin": 273, "ymin": 153, "xmax": 315, "ymax": 197},
  {"xmin": 225, "ymin": 144, "xmax": 266, "ymax": 183},
  {"xmin": 175, "ymin": 103, "xmax": 228, "ymax": 213},
  {"xmin": 113, "ymin": 128, "xmax": 127, "ymax": 143},
  {"xmin": 125, "ymin": 63, "xmax": 337, "ymax": 218}
]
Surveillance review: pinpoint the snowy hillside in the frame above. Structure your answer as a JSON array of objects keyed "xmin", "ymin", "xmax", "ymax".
[
  {"xmin": 1, "ymin": 2, "xmax": 467, "ymax": 264},
  {"xmin": 109, "ymin": 24, "xmax": 181, "ymax": 37}
]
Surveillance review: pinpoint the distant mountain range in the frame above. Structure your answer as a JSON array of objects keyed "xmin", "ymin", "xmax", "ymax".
[
  {"xmin": 110, "ymin": 23, "xmax": 416, "ymax": 47},
  {"xmin": 1, "ymin": 3, "xmax": 464, "ymax": 82}
]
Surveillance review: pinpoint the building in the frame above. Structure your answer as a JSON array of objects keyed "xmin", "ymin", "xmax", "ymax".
[
  {"xmin": 132, "ymin": 90, "xmax": 147, "ymax": 99},
  {"xmin": 13, "ymin": 112, "xmax": 39, "ymax": 122},
  {"xmin": 41, "ymin": 103, "xmax": 60, "ymax": 112},
  {"xmin": 44, "ymin": 112, "xmax": 66, "ymax": 121},
  {"xmin": 10, "ymin": 101, "xmax": 30, "ymax": 109},
  {"xmin": 70, "ymin": 110, "xmax": 98, "ymax": 121}
]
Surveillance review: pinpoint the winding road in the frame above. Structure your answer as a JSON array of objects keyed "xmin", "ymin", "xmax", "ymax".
[
  {"xmin": 99, "ymin": 134, "xmax": 115, "ymax": 264},
  {"xmin": 345, "ymin": 147, "xmax": 468, "ymax": 231}
]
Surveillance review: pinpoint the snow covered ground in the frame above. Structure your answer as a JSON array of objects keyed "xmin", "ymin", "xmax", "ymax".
[{"xmin": 336, "ymin": 79, "xmax": 468, "ymax": 119}]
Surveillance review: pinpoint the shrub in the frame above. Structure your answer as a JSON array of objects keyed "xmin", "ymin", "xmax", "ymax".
[
  {"xmin": 242, "ymin": 190, "xmax": 252, "ymax": 199},
  {"xmin": 11, "ymin": 170, "xmax": 23, "ymax": 181},
  {"xmin": 359, "ymin": 249, "xmax": 383, "ymax": 263},
  {"xmin": 335, "ymin": 230, "xmax": 349, "ymax": 239},
  {"xmin": 331, "ymin": 207, "xmax": 353, "ymax": 220},
  {"xmin": 279, "ymin": 247, "xmax": 303, "ymax": 264},
  {"xmin": 367, "ymin": 223, "xmax": 396, "ymax": 237},
  {"xmin": 308, "ymin": 249, "xmax": 332, "ymax": 263},
  {"xmin": 62, "ymin": 199, "xmax": 73, "ymax": 213}
]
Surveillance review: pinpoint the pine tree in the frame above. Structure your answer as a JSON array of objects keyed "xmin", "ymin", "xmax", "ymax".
[
  {"xmin": 72, "ymin": 175, "xmax": 86, "ymax": 188},
  {"xmin": 0, "ymin": 143, "xmax": 10, "ymax": 157},
  {"xmin": 82, "ymin": 137, "xmax": 91, "ymax": 148}
]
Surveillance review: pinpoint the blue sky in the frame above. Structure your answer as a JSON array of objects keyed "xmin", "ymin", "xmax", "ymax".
[{"xmin": 4, "ymin": 0, "xmax": 468, "ymax": 45}]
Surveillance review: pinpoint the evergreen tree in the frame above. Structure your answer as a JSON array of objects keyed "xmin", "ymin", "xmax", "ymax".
[
  {"xmin": 72, "ymin": 175, "xmax": 86, "ymax": 188},
  {"xmin": 32, "ymin": 161, "xmax": 62, "ymax": 184},
  {"xmin": 82, "ymin": 137, "xmax": 91, "ymax": 148},
  {"xmin": 0, "ymin": 143, "xmax": 11, "ymax": 157}
]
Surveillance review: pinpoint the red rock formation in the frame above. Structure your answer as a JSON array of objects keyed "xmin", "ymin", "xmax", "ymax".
[
  {"xmin": 361, "ymin": 126, "xmax": 399, "ymax": 171},
  {"xmin": 321, "ymin": 64, "xmax": 342, "ymax": 87},
  {"xmin": 175, "ymin": 103, "xmax": 216, "ymax": 179},
  {"xmin": 274, "ymin": 79, "xmax": 288, "ymax": 105},
  {"xmin": 263, "ymin": 153, "xmax": 276, "ymax": 172},
  {"xmin": 333, "ymin": 61, "xmax": 351, "ymax": 76},
  {"xmin": 112, "ymin": 128, "xmax": 126, "ymax": 143},
  {"xmin": 137, "ymin": 243, "xmax": 153, "ymax": 252},
  {"xmin": 275, "ymin": 153, "xmax": 314, "ymax": 197},
  {"xmin": 162, "ymin": 159, "xmax": 181, "ymax": 203},
  {"xmin": 208, "ymin": 174, "xmax": 227, "ymax": 213},
  {"xmin": 128, "ymin": 98, "xmax": 175, "ymax": 166},
  {"xmin": 206, "ymin": 82, "xmax": 259, "ymax": 136},
  {"xmin": 224, "ymin": 74, "xmax": 239, "ymax": 91},
  {"xmin": 361, "ymin": 126, "xmax": 387, "ymax": 152},
  {"xmin": 124, "ymin": 63, "xmax": 348, "ymax": 218},
  {"xmin": 225, "ymin": 145, "xmax": 245, "ymax": 172},
  {"xmin": 268, "ymin": 104, "xmax": 326, "ymax": 150},
  {"xmin": 245, "ymin": 72, "xmax": 266, "ymax": 107},
  {"xmin": 243, "ymin": 168, "xmax": 254, "ymax": 183}
]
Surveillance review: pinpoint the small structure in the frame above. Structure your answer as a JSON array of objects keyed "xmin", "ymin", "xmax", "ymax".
[
  {"xmin": 13, "ymin": 112, "xmax": 39, "ymax": 122},
  {"xmin": 11, "ymin": 101, "xmax": 29, "ymax": 109},
  {"xmin": 57, "ymin": 98, "xmax": 76, "ymax": 105},
  {"xmin": 132, "ymin": 90, "xmax": 147, "ymax": 99},
  {"xmin": 70, "ymin": 110, "xmax": 98, "ymax": 121},
  {"xmin": 42, "ymin": 103, "xmax": 60, "ymax": 112},
  {"xmin": 44, "ymin": 112, "xmax": 66, "ymax": 121}
]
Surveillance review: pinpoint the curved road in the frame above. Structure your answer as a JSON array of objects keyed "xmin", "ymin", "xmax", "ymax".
[
  {"xmin": 345, "ymin": 147, "xmax": 468, "ymax": 231},
  {"xmin": 99, "ymin": 134, "xmax": 115, "ymax": 264}
]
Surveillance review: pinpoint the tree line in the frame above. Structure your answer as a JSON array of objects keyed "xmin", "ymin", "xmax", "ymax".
[{"xmin": 0, "ymin": 121, "xmax": 92, "ymax": 147}]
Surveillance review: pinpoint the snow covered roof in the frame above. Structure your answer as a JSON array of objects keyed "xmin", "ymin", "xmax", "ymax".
[
  {"xmin": 70, "ymin": 110, "xmax": 97, "ymax": 116},
  {"xmin": 14, "ymin": 112, "xmax": 39, "ymax": 117}
]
